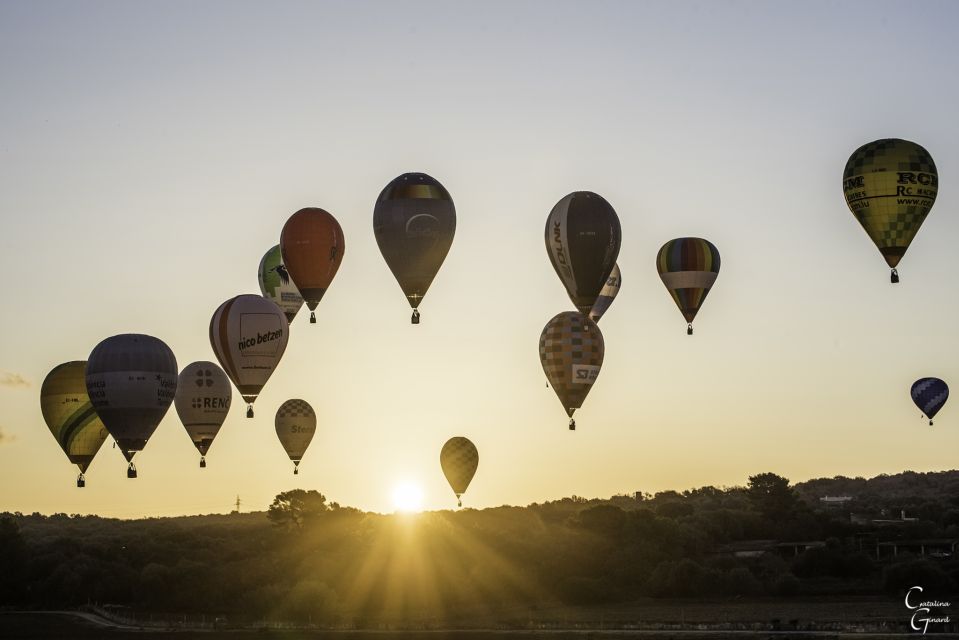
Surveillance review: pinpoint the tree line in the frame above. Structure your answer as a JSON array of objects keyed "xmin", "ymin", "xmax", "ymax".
[{"xmin": 2, "ymin": 470, "xmax": 959, "ymax": 625}]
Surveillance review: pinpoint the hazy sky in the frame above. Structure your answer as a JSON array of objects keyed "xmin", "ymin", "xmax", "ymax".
[{"xmin": 2, "ymin": 1, "xmax": 958, "ymax": 517}]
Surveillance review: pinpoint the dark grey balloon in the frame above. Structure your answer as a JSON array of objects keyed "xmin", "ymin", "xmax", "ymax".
[
  {"xmin": 374, "ymin": 172, "xmax": 455, "ymax": 322},
  {"xmin": 85, "ymin": 334, "xmax": 178, "ymax": 470}
]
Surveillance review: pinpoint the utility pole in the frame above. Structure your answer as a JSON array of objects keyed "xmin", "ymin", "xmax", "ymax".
[{"xmin": 233, "ymin": 495, "xmax": 241, "ymax": 513}]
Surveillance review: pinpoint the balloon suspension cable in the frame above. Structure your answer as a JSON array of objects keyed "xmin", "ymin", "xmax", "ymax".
[
  {"xmin": 77, "ymin": 473, "xmax": 85, "ymax": 488},
  {"xmin": 411, "ymin": 309, "xmax": 420, "ymax": 325},
  {"xmin": 200, "ymin": 456, "xmax": 206, "ymax": 468},
  {"xmin": 891, "ymin": 268, "xmax": 899, "ymax": 284},
  {"xmin": 687, "ymin": 323, "xmax": 693, "ymax": 336},
  {"xmin": 569, "ymin": 417, "xmax": 576, "ymax": 431},
  {"xmin": 246, "ymin": 404, "xmax": 254, "ymax": 418},
  {"xmin": 127, "ymin": 462, "xmax": 137, "ymax": 479}
]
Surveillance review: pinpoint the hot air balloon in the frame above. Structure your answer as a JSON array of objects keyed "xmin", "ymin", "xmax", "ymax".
[
  {"xmin": 280, "ymin": 208, "xmax": 345, "ymax": 323},
  {"xmin": 656, "ymin": 237, "xmax": 720, "ymax": 335},
  {"xmin": 843, "ymin": 139, "xmax": 938, "ymax": 283},
  {"xmin": 174, "ymin": 361, "xmax": 231, "ymax": 467},
  {"xmin": 275, "ymin": 399, "xmax": 316, "ymax": 475},
  {"xmin": 40, "ymin": 361, "xmax": 110, "ymax": 487},
  {"xmin": 209, "ymin": 294, "xmax": 288, "ymax": 418},
  {"xmin": 539, "ymin": 311, "xmax": 604, "ymax": 430},
  {"xmin": 440, "ymin": 437, "xmax": 478, "ymax": 507},
  {"xmin": 258, "ymin": 244, "xmax": 304, "ymax": 324},
  {"xmin": 545, "ymin": 191, "xmax": 621, "ymax": 314},
  {"xmin": 911, "ymin": 378, "xmax": 948, "ymax": 425},
  {"xmin": 374, "ymin": 172, "xmax": 456, "ymax": 324},
  {"xmin": 85, "ymin": 334, "xmax": 178, "ymax": 478},
  {"xmin": 589, "ymin": 263, "xmax": 622, "ymax": 323}
]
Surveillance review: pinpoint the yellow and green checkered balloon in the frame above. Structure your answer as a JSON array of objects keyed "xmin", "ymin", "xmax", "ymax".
[
  {"xmin": 440, "ymin": 437, "xmax": 478, "ymax": 507},
  {"xmin": 843, "ymin": 139, "xmax": 938, "ymax": 282}
]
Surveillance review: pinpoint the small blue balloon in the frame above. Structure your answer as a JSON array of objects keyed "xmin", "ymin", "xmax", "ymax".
[{"xmin": 911, "ymin": 378, "xmax": 949, "ymax": 423}]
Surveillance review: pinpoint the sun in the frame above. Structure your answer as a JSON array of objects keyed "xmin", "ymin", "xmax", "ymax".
[{"xmin": 391, "ymin": 482, "xmax": 424, "ymax": 513}]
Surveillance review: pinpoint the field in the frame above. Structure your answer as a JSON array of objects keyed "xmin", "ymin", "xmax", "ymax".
[{"xmin": 2, "ymin": 597, "xmax": 954, "ymax": 639}]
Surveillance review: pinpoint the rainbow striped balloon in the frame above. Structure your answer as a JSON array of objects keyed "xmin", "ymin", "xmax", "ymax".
[{"xmin": 656, "ymin": 237, "xmax": 721, "ymax": 335}]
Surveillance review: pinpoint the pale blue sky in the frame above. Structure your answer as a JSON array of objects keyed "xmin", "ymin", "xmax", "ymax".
[{"xmin": 1, "ymin": 1, "xmax": 958, "ymax": 517}]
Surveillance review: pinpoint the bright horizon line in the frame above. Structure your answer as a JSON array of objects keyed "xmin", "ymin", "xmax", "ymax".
[{"xmin": 10, "ymin": 464, "xmax": 953, "ymax": 520}]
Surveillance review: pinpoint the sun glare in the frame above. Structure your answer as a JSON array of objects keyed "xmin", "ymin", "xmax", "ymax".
[{"xmin": 391, "ymin": 482, "xmax": 424, "ymax": 513}]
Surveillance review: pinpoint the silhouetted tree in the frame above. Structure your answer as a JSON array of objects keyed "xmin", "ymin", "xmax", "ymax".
[
  {"xmin": 748, "ymin": 472, "xmax": 799, "ymax": 520},
  {"xmin": 573, "ymin": 504, "xmax": 626, "ymax": 537},
  {"xmin": 0, "ymin": 516, "xmax": 27, "ymax": 602},
  {"xmin": 267, "ymin": 490, "xmax": 330, "ymax": 529},
  {"xmin": 656, "ymin": 500, "xmax": 694, "ymax": 519}
]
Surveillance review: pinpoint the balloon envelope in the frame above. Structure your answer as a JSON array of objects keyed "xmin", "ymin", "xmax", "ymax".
[
  {"xmin": 843, "ymin": 139, "xmax": 938, "ymax": 272},
  {"xmin": 40, "ymin": 361, "xmax": 109, "ymax": 474},
  {"xmin": 275, "ymin": 399, "xmax": 316, "ymax": 464},
  {"xmin": 589, "ymin": 263, "xmax": 622, "ymax": 323},
  {"xmin": 545, "ymin": 191, "xmax": 621, "ymax": 314},
  {"xmin": 209, "ymin": 294, "xmax": 288, "ymax": 411},
  {"xmin": 174, "ymin": 361, "xmax": 231, "ymax": 457},
  {"xmin": 440, "ymin": 437, "xmax": 478, "ymax": 503},
  {"xmin": 258, "ymin": 244, "xmax": 304, "ymax": 324},
  {"xmin": 539, "ymin": 311, "xmax": 604, "ymax": 420},
  {"xmin": 280, "ymin": 208, "xmax": 345, "ymax": 315},
  {"xmin": 85, "ymin": 334, "xmax": 178, "ymax": 461},
  {"xmin": 373, "ymin": 172, "xmax": 456, "ymax": 314},
  {"xmin": 912, "ymin": 377, "xmax": 948, "ymax": 422},
  {"xmin": 656, "ymin": 237, "xmax": 720, "ymax": 328}
]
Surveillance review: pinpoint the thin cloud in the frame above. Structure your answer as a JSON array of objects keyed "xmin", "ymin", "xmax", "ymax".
[{"xmin": 0, "ymin": 372, "xmax": 30, "ymax": 388}]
